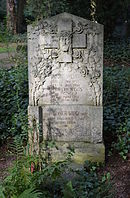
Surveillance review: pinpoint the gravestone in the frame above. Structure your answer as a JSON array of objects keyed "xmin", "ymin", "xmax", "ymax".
[{"xmin": 28, "ymin": 12, "xmax": 105, "ymax": 164}]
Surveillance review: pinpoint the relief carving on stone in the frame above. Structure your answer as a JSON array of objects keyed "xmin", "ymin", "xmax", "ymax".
[
  {"xmin": 58, "ymin": 31, "xmax": 72, "ymax": 63},
  {"xmin": 29, "ymin": 17, "xmax": 102, "ymax": 106},
  {"xmin": 41, "ymin": 21, "xmax": 58, "ymax": 34}
]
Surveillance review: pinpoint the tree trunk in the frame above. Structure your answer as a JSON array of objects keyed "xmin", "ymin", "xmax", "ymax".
[
  {"xmin": 6, "ymin": 0, "xmax": 17, "ymax": 34},
  {"xmin": 17, "ymin": 0, "xmax": 26, "ymax": 33}
]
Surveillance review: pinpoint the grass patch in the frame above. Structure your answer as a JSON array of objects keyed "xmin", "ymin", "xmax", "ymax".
[
  {"xmin": 0, "ymin": 43, "xmax": 16, "ymax": 53},
  {"xmin": 0, "ymin": 46, "xmax": 15, "ymax": 53}
]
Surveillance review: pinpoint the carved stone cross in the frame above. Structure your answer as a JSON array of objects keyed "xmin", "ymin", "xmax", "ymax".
[{"xmin": 39, "ymin": 18, "xmax": 87, "ymax": 63}]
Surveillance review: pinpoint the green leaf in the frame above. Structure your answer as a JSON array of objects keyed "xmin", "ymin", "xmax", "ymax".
[
  {"xmin": 0, "ymin": 185, "xmax": 5, "ymax": 198},
  {"xmin": 18, "ymin": 188, "xmax": 42, "ymax": 198},
  {"xmin": 63, "ymin": 181, "xmax": 75, "ymax": 198}
]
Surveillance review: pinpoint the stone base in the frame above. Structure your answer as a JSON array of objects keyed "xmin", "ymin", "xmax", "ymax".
[{"xmin": 40, "ymin": 141, "xmax": 105, "ymax": 165}]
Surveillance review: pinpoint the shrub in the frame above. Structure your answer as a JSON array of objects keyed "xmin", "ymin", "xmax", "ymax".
[
  {"xmin": 112, "ymin": 119, "xmax": 130, "ymax": 159},
  {"xmin": 0, "ymin": 141, "xmax": 113, "ymax": 198},
  {"xmin": 103, "ymin": 65, "xmax": 130, "ymax": 156},
  {"xmin": 0, "ymin": 64, "xmax": 28, "ymax": 144},
  {"xmin": 104, "ymin": 40, "xmax": 130, "ymax": 62}
]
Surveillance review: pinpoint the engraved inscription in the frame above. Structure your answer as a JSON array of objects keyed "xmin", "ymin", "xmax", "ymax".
[
  {"xmin": 41, "ymin": 78, "xmax": 83, "ymax": 104},
  {"xmin": 43, "ymin": 106, "xmax": 91, "ymax": 142}
]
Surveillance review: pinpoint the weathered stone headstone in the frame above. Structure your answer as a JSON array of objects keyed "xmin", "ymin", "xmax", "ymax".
[{"xmin": 28, "ymin": 12, "xmax": 105, "ymax": 164}]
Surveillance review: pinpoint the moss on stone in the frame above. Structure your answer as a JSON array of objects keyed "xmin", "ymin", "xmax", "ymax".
[
  {"xmin": 42, "ymin": 142, "xmax": 105, "ymax": 164},
  {"xmin": 72, "ymin": 143, "xmax": 105, "ymax": 164}
]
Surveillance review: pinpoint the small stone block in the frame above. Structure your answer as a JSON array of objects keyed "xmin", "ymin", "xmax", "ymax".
[
  {"xmin": 58, "ymin": 18, "xmax": 72, "ymax": 32},
  {"xmin": 73, "ymin": 33, "xmax": 87, "ymax": 48},
  {"xmin": 39, "ymin": 34, "xmax": 59, "ymax": 49},
  {"xmin": 58, "ymin": 53, "xmax": 72, "ymax": 63}
]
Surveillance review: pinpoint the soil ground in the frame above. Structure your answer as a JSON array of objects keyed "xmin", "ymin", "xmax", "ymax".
[{"xmin": 101, "ymin": 154, "xmax": 130, "ymax": 198}]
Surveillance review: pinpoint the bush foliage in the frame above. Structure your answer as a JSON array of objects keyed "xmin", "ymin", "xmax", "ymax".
[
  {"xmin": 0, "ymin": 64, "xmax": 28, "ymax": 144},
  {"xmin": 0, "ymin": 141, "xmax": 112, "ymax": 198},
  {"xmin": 104, "ymin": 40, "xmax": 130, "ymax": 62},
  {"xmin": 103, "ymin": 39, "xmax": 130, "ymax": 158}
]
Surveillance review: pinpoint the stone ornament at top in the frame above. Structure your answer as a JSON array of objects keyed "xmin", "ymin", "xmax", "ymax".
[{"xmin": 28, "ymin": 13, "xmax": 104, "ymax": 164}]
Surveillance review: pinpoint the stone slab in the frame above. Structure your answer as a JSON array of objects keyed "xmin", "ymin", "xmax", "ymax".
[
  {"xmin": 40, "ymin": 141, "xmax": 105, "ymax": 164},
  {"xmin": 42, "ymin": 105, "xmax": 102, "ymax": 143},
  {"xmin": 28, "ymin": 13, "xmax": 103, "ymax": 107},
  {"xmin": 29, "ymin": 64, "xmax": 102, "ymax": 106}
]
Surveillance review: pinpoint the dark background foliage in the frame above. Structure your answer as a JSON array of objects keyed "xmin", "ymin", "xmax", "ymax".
[
  {"xmin": 0, "ymin": 0, "xmax": 6, "ymax": 20},
  {"xmin": 0, "ymin": 0, "xmax": 130, "ymax": 38}
]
